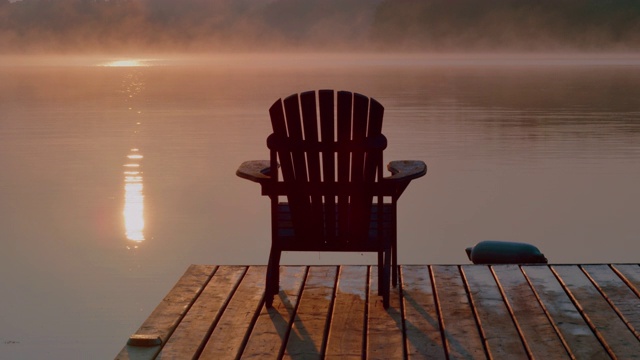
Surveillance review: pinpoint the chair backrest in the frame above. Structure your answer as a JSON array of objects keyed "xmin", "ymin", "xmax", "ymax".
[{"xmin": 267, "ymin": 90, "xmax": 387, "ymax": 245}]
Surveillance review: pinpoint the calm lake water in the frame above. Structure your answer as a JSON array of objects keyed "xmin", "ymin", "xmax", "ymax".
[{"xmin": 1, "ymin": 53, "xmax": 640, "ymax": 358}]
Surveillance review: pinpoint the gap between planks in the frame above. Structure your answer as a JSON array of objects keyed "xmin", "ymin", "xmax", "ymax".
[{"xmin": 117, "ymin": 264, "xmax": 640, "ymax": 360}]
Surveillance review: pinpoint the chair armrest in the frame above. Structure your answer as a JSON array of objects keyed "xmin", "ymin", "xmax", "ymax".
[
  {"xmin": 236, "ymin": 160, "xmax": 272, "ymax": 183},
  {"xmin": 385, "ymin": 160, "xmax": 427, "ymax": 182}
]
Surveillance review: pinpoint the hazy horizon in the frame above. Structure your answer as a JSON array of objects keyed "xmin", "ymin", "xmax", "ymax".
[
  {"xmin": 3, "ymin": 1, "xmax": 640, "ymax": 358},
  {"xmin": 2, "ymin": 0, "xmax": 640, "ymax": 54}
]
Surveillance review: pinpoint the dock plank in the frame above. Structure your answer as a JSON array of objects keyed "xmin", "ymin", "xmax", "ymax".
[
  {"xmin": 283, "ymin": 266, "xmax": 337, "ymax": 359},
  {"xmin": 522, "ymin": 265, "xmax": 608, "ymax": 359},
  {"xmin": 553, "ymin": 265, "xmax": 640, "ymax": 359},
  {"xmin": 199, "ymin": 266, "xmax": 267, "ymax": 359},
  {"xmin": 612, "ymin": 264, "xmax": 640, "ymax": 297},
  {"xmin": 241, "ymin": 266, "xmax": 307, "ymax": 359},
  {"xmin": 462, "ymin": 265, "xmax": 527, "ymax": 359},
  {"xmin": 401, "ymin": 265, "xmax": 446, "ymax": 360},
  {"xmin": 431, "ymin": 265, "xmax": 485, "ymax": 360},
  {"xmin": 367, "ymin": 265, "xmax": 405, "ymax": 359},
  {"xmin": 115, "ymin": 264, "xmax": 216, "ymax": 360},
  {"xmin": 493, "ymin": 265, "xmax": 567, "ymax": 358},
  {"xmin": 157, "ymin": 265, "xmax": 246, "ymax": 359},
  {"xmin": 325, "ymin": 265, "xmax": 368, "ymax": 360},
  {"xmin": 582, "ymin": 265, "xmax": 640, "ymax": 340},
  {"xmin": 119, "ymin": 264, "xmax": 640, "ymax": 359}
]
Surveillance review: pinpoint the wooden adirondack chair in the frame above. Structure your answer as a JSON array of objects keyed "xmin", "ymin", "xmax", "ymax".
[{"xmin": 237, "ymin": 90, "xmax": 426, "ymax": 308}]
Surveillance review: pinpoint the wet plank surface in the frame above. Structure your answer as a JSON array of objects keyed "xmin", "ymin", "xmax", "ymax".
[{"xmin": 117, "ymin": 264, "xmax": 640, "ymax": 359}]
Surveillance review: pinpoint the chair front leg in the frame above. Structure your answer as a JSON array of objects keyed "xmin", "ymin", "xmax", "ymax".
[
  {"xmin": 392, "ymin": 235, "xmax": 398, "ymax": 287},
  {"xmin": 392, "ymin": 202, "xmax": 398, "ymax": 288},
  {"xmin": 265, "ymin": 247, "xmax": 281, "ymax": 307}
]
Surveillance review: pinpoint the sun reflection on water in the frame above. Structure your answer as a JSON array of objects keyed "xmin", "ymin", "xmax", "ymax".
[
  {"xmin": 103, "ymin": 59, "xmax": 149, "ymax": 67},
  {"xmin": 124, "ymin": 149, "xmax": 145, "ymax": 242}
]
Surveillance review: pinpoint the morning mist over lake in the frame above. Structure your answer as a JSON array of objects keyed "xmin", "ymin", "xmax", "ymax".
[
  {"xmin": 2, "ymin": 0, "xmax": 640, "ymax": 52},
  {"xmin": 1, "ymin": 0, "xmax": 640, "ymax": 358}
]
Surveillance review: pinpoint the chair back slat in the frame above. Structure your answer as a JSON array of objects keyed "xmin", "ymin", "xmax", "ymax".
[
  {"xmin": 283, "ymin": 94, "xmax": 308, "ymax": 182},
  {"xmin": 350, "ymin": 93, "xmax": 372, "ymax": 242},
  {"xmin": 351, "ymin": 93, "xmax": 369, "ymax": 183},
  {"xmin": 300, "ymin": 91, "xmax": 321, "ymax": 183},
  {"xmin": 300, "ymin": 91, "xmax": 324, "ymax": 235},
  {"xmin": 364, "ymin": 98, "xmax": 384, "ymax": 181},
  {"xmin": 269, "ymin": 100, "xmax": 292, "ymax": 181},
  {"xmin": 336, "ymin": 91, "xmax": 353, "ymax": 238},
  {"xmin": 318, "ymin": 90, "xmax": 337, "ymax": 239},
  {"xmin": 269, "ymin": 90, "xmax": 385, "ymax": 244},
  {"xmin": 283, "ymin": 94, "xmax": 313, "ymax": 233}
]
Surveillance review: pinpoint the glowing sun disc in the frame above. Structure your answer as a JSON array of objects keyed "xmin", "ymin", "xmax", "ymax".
[{"xmin": 103, "ymin": 60, "xmax": 147, "ymax": 67}]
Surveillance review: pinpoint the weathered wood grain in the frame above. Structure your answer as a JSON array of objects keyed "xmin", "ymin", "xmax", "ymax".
[
  {"xmin": 611, "ymin": 264, "xmax": 640, "ymax": 297},
  {"xmin": 236, "ymin": 160, "xmax": 271, "ymax": 183},
  {"xmin": 493, "ymin": 265, "xmax": 568, "ymax": 358},
  {"xmin": 241, "ymin": 266, "xmax": 307, "ymax": 359},
  {"xmin": 582, "ymin": 265, "xmax": 640, "ymax": 340},
  {"xmin": 119, "ymin": 264, "xmax": 640, "ymax": 359},
  {"xmin": 115, "ymin": 264, "xmax": 216, "ymax": 360},
  {"xmin": 325, "ymin": 266, "xmax": 368, "ymax": 360},
  {"xmin": 462, "ymin": 265, "xmax": 527, "ymax": 359},
  {"xmin": 199, "ymin": 266, "xmax": 267, "ymax": 359},
  {"xmin": 367, "ymin": 265, "xmax": 405, "ymax": 359},
  {"xmin": 156, "ymin": 266, "xmax": 246, "ymax": 359},
  {"xmin": 386, "ymin": 160, "xmax": 427, "ymax": 182},
  {"xmin": 401, "ymin": 265, "xmax": 446, "ymax": 360},
  {"xmin": 553, "ymin": 265, "xmax": 640, "ymax": 359},
  {"xmin": 522, "ymin": 265, "xmax": 608, "ymax": 359},
  {"xmin": 431, "ymin": 265, "xmax": 486, "ymax": 360},
  {"xmin": 283, "ymin": 266, "xmax": 337, "ymax": 359}
]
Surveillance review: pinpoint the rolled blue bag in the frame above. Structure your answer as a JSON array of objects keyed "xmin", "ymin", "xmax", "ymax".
[{"xmin": 466, "ymin": 240, "xmax": 548, "ymax": 264}]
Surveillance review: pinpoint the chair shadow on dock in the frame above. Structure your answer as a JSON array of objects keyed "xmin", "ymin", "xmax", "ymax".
[
  {"xmin": 118, "ymin": 263, "xmax": 640, "ymax": 359},
  {"xmin": 401, "ymin": 292, "xmax": 448, "ymax": 359},
  {"xmin": 268, "ymin": 290, "xmax": 323, "ymax": 359}
]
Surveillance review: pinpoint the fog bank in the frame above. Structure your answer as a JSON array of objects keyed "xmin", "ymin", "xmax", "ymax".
[{"xmin": 1, "ymin": 0, "xmax": 639, "ymax": 53}]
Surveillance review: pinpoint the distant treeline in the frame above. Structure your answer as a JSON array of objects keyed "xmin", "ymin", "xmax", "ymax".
[
  {"xmin": 1, "ymin": 0, "xmax": 639, "ymax": 53},
  {"xmin": 373, "ymin": 0, "xmax": 640, "ymax": 51}
]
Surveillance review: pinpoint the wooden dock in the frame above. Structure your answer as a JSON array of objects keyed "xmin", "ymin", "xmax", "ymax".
[{"xmin": 116, "ymin": 264, "xmax": 640, "ymax": 359}]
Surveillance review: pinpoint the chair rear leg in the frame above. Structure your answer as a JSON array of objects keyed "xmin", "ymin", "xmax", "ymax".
[
  {"xmin": 265, "ymin": 248, "xmax": 281, "ymax": 307},
  {"xmin": 383, "ymin": 249, "xmax": 391, "ymax": 309},
  {"xmin": 377, "ymin": 251, "xmax": 383, "ymax": 296},
  {"xmin": 265, "ymin": 261, "xmax": 274, "ymax": 307}
]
